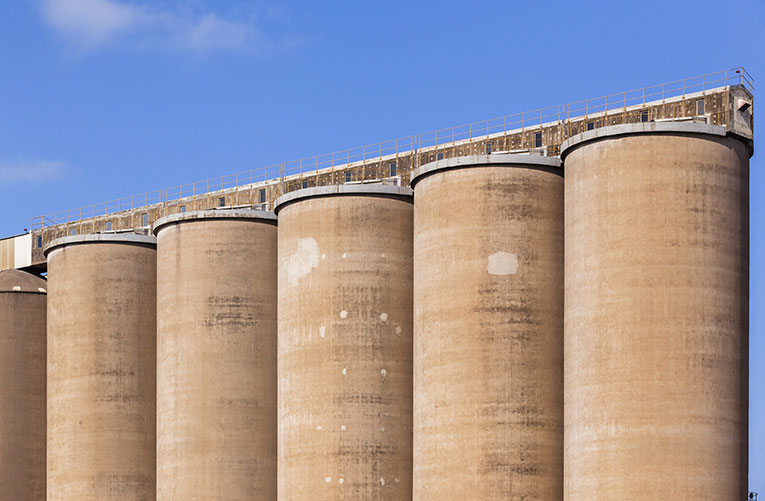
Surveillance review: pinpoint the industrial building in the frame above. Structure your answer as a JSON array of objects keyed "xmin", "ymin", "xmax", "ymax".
[
  {"xmin": 0, "ymin": 270, "xmax": 46, "ymax": 499},
  {"xmin": 562, "ymin": 122, "xmax": 750, "ymax": 499},
  {"xmin": 411, "ymin": 154, "xmax": 563, "ymax": 499},
  {"xmin": 275, "ymin": 185, "xmax": 413, "ymax": 499},
  {"xmin": 154, "ymin": 209, "xmax": 278, "ymax": 499},
  {"xmin": 0, "ymin": 67, "xmax": 754, "ymax": 499},
  {"xmin": 45, "ymin": 234, "xmax": 157, "ymax": 499}
]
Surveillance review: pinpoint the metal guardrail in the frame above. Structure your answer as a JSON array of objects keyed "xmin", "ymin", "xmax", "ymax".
[{"xmin": 30, "ymin": 67, "xmax": 753, "ymax": 230}]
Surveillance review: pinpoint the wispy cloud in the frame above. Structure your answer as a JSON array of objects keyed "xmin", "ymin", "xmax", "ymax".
[
  {"xmin": 0, "ymin": 159, "xmax": 67, "ymax": 185},
  {"xmin": 39, "ymin": 0, "xmax": 271, "ymax": 54},
  {"xmin": 41, "ymin": 0, "xmax": 137, "ymax": 49}
]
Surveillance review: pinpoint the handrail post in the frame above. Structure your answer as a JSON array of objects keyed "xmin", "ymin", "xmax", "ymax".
[{"xmin": 622, "ymin": 91, "xmax": 626, "ymax": 123}]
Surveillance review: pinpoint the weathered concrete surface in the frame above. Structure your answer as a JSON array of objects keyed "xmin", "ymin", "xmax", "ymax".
[
  {"xmin": 563, "ymin": 127, "xmax": 750, "ymax": 500},
  {"xmin": 154, "ymin": 211, "xmax": 277, "ymax": 500},
  {"xmin": 276, "ymin": 187, "xmax": 413, "ymax": 500},
  {"xmin": 46, "ymin": 238, "xmax": 156, "ymax": 500},
  {"xmin": 411, "ymin": 157, "xmax": 564, "ymax": 500},
  {"xmin": 0, "ymin": 270, "xmax": 46, "ymax": 500}
]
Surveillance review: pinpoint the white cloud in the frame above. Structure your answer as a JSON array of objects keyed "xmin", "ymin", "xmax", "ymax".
[
  {"xmin": 41, "ymin": 0, "xmax": 138, "ymax": 48},
  {"xmin": 0, "ymin": 160, "xmax": 67, "ymax": 185},
  {"xmin": 180, "ymin": 13, "xmax": 256, "ymax": 52},
  {"xmin": 39, "ymin": 0, "xmax": 266, "ymax": 53}
]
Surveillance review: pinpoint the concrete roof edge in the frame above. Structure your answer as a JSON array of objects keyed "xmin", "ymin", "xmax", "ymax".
[
  {"xmin": 44, "ymin": 233, "xmax": 157, "ymax": 257},
  {"xmin": 153, "ymin": 209, "xmax": 277, "ymax": 235},
  {"xmin": 560, "ymin": 122, "xmax": 728, "ymax": 158},
  {"xmin": 410, "ymin": 153, "xmax": 562, "ymax": 188},
  {"xmin": 0, "ymin": 269, "xmax": 47, "ymax": 294},
  {"xmin": 274, "ymin": 184, "xmax": 413, "ymax": 214}
]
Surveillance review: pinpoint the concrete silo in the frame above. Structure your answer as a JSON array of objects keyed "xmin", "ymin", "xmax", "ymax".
[
  {"xmin": 411, "ymin": 154, "xmax": 564, "ymax": 500},
  {"xmin": 153, "ymin": 209, "xmax": 277, "ymax": 500},
  {"xmin": 562, "ymin": 123, "xmax": 750, "ymax": 500},
  {"xmin": 45, "ymin": 234, "xmax": 156, "ymax": 500},
  {"xmin": 0, "ymin": 270, "xmax": 47, "ymax": 499},
  {"xmin": 275, "ymin": 185, "xmax": 413, "ymax": 500}
]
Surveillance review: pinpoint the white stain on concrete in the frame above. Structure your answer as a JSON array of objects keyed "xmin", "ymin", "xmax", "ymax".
[
  {"xmin": 38, "ymin": 287, "xmax": 46, "ymax": 293},
  {"xmin": 487, "ymin": 251, "xmax": 519, "ymax": 276},
  {"xmin": 321, "ymin": 253, "xmax": 326, "ymax": 260},
  {"xmin": 340, "ymin": 310, "xmax": 348, "ymax": 319},
  {"xmin": 394, "ymin": 326, "xmax": 402, "ymax": 336},
  {"xmin": 338, "ymin": 478, "xmax": 344, "ymax": 484},
  {"xmin": 319, "ymin": 326, "xmax": 326, "ymax": 338},
  {"xmin": 379, "ymin": 312, "xmax": 388, "ymax": 322},
  {"xmin": 12, "ymin": 286, "xmax": 20, "ymax": 291},
  {"xmin": 342, "ymin": 252, "xmax": 347, "ymax": 259},
  {"xmin": 316, "ymin": 425, "xmax": 322, "ymax": 431},
  {"xmin": 380, "ymin": 477, "xmax": 386, "ymax": 486},
  {"xmin": 342, "ymin": 367, "xmax": 347, "ymax": 375},
  {"xmin": 379, "ymin": 426, "xmax": 385, "ymax": 432},
  {"xmin": 287, "ymin": 238, "xmax": 320, "ymax": 286},
  {"xmin": 325, "ymin": 477, "xmax": 332, "ymax": 483},
  {"xmin": 340, "ymin": 425, "xmax": 346, "ymax": 431},
  {"xmin": 380, "ymin": 368, "xmax": 387, "ymax": 382}
]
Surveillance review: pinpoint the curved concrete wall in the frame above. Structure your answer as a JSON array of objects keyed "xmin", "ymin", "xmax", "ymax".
[
  {"xmin": 46, "ymin": 235, "xmax": 156, "ymax": 500},
  {"xmin": 0, "ymin": 270, "xmax": 47, "ymax": 499},
  {"xmin": 411, "ymin": 154, "xmax": 564, "ymax": 500},
  {"xmin": 276, "ymin": 185, "xmax": 414, "ymax": 500},
  {"xmin": 562, "ymin": 124, "xmax": 750, "ymax": 499},
  {"xmin": 154, "ymin": 210, "xmax": 277, "ymax": 500}
]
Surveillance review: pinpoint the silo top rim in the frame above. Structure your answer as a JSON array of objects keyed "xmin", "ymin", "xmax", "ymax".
[
  {"xmin": 0, "ymin": 269, "xmax": 47, "ymax": 294},
  {"xmin": 410, "ymin": 153, "xmax": 562, "ymax": 189},
  {"xmin": 274, "ymin": 184, "xmax": 413, "ymax": 214},
  {"xmin": 44, "ymin": 233, "xmax": 156, "ymax": 257},
  {"xmin": 560, "ymin": 122, "xmax": 727, "ymax": 159},
  {"xmin": 153, "ymin": 208, "xmax": 276, "ymax": 235}
]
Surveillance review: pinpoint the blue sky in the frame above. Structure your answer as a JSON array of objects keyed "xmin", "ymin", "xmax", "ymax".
[{"xmin": 0, "ymin": 0, "xmax": 762, "ymax": 490}]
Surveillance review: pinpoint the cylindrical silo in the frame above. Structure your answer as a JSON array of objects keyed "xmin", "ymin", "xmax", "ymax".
[
  {"xmin": 153, "ymin": 209, "xmax": 277, "ymax": 500},
  {"xmin": 411, "ymin": 154, "xmax": 564, "ymax": 500},
  {"xmin": 45, "ymin": 234, "xmax": 156, "ymax": 500},
  {"xmin": 562, "ymin": 123, "xmax": 750, "ymax": 500},
  {"xmin": 0, "ymin": 270, "xmax": 47, "ymax": 499},
  {"xmin": 276, "ymin": 185, "xmax": 413, "ymax": 500}
]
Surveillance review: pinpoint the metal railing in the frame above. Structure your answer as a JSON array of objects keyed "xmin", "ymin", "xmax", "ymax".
[{"xmin": 30, "ymin": 67, "xmax": 753, "ymax": 230}]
